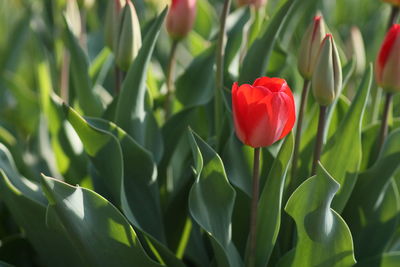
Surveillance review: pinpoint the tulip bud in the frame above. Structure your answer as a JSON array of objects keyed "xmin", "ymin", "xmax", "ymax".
[
  {"xmin": 312, "ymin": 34, "xmax": 342, "ymax": 106},
  {"xmin": 114, "ymin": 0, "xmax": 142, "ymax": 71},
  {"xmin": 382, "ymin": 0, "xmax": 400, "ymax": 6},
  {"xmin": 346, "ymin": 26, "xmax": 366, "ymax": 76},
  {"xmin": 65, "ymin": 0, "xmax": 82, "ymax": 37},
  {"xmin": 104, "ymin": 0, "xmax": 126, "ymax": 50},
  {"xmin": 166, "ymin": 0, "xmax": 197, "ymax": 40},
  {"xmin": 298, "ymin": 15, "xmax": 326, "ymax": 80},
  {"xmin": 375, "ymin": 24, "xmax": 400, "ymax": 93},
  {"xmin": 237, "ymin": 0, "xmax": 267, "ymax": 9},
  {"xmin": 232, "ymin": 77, "xmax": 296, "ymax": 148}
]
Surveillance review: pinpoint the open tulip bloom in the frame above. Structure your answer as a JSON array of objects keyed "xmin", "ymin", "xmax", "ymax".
[
  {"xmin": 232, "ymin": 77, "xmax": 296, "ymax": 148},
  {"xmin": 231, "ymin": 76, "xmax": 295, "ymax": 265}
]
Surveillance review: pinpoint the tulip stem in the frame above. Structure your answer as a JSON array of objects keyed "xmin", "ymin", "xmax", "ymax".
[
  {"xmin": 215, "ymin": 0, "xmax": 231, "ymax": 149},
  {"xmin": 247, "ymin": 147, "xmax": 260, "ymax": 267},
  {"xmin": 311, "ymin": 105, "xmax": 327, "ymax": 175},
  {"xmin": 388, "ymin": 6, "xmax": 399, "ymax": 30},
  {"xmin": 115, "ymin": 66, "xmax": 123, "ymax": 94},
  {"xmin": 377, "ymin": 93, "xmax": 392, "ymax": 153},
  {"xmin": 291, "ymin": 79, "xmax": 310, "ymax": 186},
  {"xmin": 165, "ymin": 39, "xmax": 179, "ymax": 119}
]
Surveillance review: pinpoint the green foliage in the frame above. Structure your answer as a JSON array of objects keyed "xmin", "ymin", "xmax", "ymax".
[{"xmin": 0, "ymin": 0, "xmax": 399, "ymax": 266}]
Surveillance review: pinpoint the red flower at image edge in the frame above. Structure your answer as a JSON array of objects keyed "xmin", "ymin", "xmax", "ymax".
[{"xmin": 232, "ymin": 77, "xmax": 296, "ymax": 148}]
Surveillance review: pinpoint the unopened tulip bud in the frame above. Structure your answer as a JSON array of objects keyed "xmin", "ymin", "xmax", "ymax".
[
  {"xmin": 65, "ymin": 0, "xmax": 82, "ymax": 37},
  {"xmin": 115, "ymin": 0, "xmax": 142, "ymax": 71},
  {"xmin": 312, "ymin": 34, "xmax": 342, "ymax": 106},
  {"xmin": 166, "ymin": 0, "xmax": 197, "ymax": 40},
  {"xmin": 346, "ymin": 26, "xmax": 366, "ymax": 76},
  {"xmin": 376, "ymin": 24, "xmax": 400, "ymax": 93},
  {"xmin": 104, "ymin": 0, "xmax": 126, "ymax": 50},
  {"xmin": 298, "ymin": 15, "xmax": 326, "ymax": 80},
  {"xmin": 237, "ymin": 0, "xmax": 267, "ymax": 9},
  {"xmin": 382, "ymin": 0, "xmax": 400, "ymax": 6}
]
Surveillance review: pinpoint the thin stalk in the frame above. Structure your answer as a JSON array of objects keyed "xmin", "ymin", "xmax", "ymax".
[
  {"xmin": 60, "ymin": 49, "xmax": 70, "ymax": 103},
  {"xmin": 215, "ymin": 0, "xmax": 232, "ymax": 149},
  {"xmin": 377, "ymin": 93, "xmax": 392, "ymax": 153},
  {"xmin": 291, "ymin": 79, "xmax": 310, "ymax": 185},
  {"xmin": 115, "ymin": 66, "xmax": 123, "ymax": 94},
  {"xmin": 247, "ymin": 147, "xmax": 261, "ymax": 267},
  {"xmin": 311, "ymin": 105, "xmax": 327, "ymax": 176},
  {"xmin": 164, "ymin": 39, "xmax": 179, "ymax": 119},
  {"xmin": 387, "ymin": 6, "xmax": 399, "ymax": 30}
]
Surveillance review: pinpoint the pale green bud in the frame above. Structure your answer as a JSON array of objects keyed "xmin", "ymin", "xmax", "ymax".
[
  {"xmin": 298, "ymin": 15, "xmax": 326, "ymax": 80},
  {"xmin": 115, "ymin": 0, "xmax": 142, "ymax": 71},
  {"xmin": 104, "ymin": 0, "xmax": 126, "ymax": 50},
  {"xmin": 312, "ymin": 34, "xmax": 342, "ymax": 106},
  {"xmin": 346, "ymin": 26, "xmax": 366, "ymax": 76}
]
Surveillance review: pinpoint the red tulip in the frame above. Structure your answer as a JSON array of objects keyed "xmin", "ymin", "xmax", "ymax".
[
  {"xmin": 376, "ymin": 24, "xmax": 400, "ymax": 93},
  {"xmin": 232, "ymin": 77, "xmax": 296, "ymax": 148},
  {"xmin": 166, "ymin": 0, "xmax": 197, "ymax": 40}
]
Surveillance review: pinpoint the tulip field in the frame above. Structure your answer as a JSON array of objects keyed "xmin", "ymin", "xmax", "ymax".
[{"xmin": 1, "ymin": 0, "xmax": 400, "ymax": 266}]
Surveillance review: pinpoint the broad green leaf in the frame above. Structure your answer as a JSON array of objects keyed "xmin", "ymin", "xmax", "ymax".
[
  {"xmin": 277, "ymin": 163, "xmax": 356, "ymax": 267},
  {"xmin": 63, "ymin": 104, "xmax": 164, "ymax": 241},
  {"xmin": 63, "ymin": 16, "xmax": 103, "ymax": 116},
  {"xmin": 343, "ymin": 129, "xmax": 400, "ymax": 259},
  {"xmin": 321, "ymin": 64, "xmax": 372, "ymax": 213},
  {"xmin": 40, "ymin": 174, "xmax": 162, "ymax": 267},
  {"xmin": 354, "ymin": 252, "xmax": 400, "ymax": 267},
  {"xmin": 254, "ymin": 133, "xmax": 294, "ymax": 267},
  {"xmin": 0, "ymin": 145, "xmax": 82, "ymax": 267},
  {"xmin": 63, "ymin": 105, "xmax": 184, "ymax": 266},
  {"xmin": 175, "ymin": 46, "xmax": 216, "ymax": 107},
  {"xmin": 188, "ymin": 129, "xmax": 242, "ymax": 267}
]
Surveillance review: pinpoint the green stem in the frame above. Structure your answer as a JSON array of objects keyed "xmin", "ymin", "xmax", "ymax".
[
  {"xmin": 311, "ymin": 105, "xmax": 327, "ymax": 176},
  {"xmin": 115, "ymin": 66, "xmax": 122, "ymax": 94},
  {"xmin": 291, "ymin": 79, "xmax": 310, "ymax": 186},
  {"xmin": 215, "ymin": 0, "xmax": 231, "ymax": 149},
  {"xmin": 377, "ymin": 93, "xmax": 392, "ymax": 153},
  {"xmin": 247, "ymin": 147, "xmax": 260, "ymax": 267},
  {"xmin": 165, "ymin": 40, "xmax": 179, "ymax": 119}
]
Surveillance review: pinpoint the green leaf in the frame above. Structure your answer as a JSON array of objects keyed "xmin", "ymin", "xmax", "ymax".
[
  {"xmin": 63, "ymin": 104, "xmax": 164, "ymax": 241},
  {"xmin": 40, "ymin": 174, "xmax": 162, "ymax": 267},
  {"xmin": 344, "ymin": 129, "xmax": 400, "ymax": 259},
  {"xmin": 193, "ymin": 0, "xmax": 217, "ymax": 39},
  {"xmin": 175, "ymin": 46, "xmax": 216, "ymax": 107},
  {"xmin": 354, "ymin": 252, "xmax": 400, "ymax": 267},
  {"xmin": 0, "ymin": 145, "xmax": 82, "ymax": 267},
  {"xmin": 238, "ymin": 0, "xmax": 293, "ymax": 83},
  {"xmin": 63, "ymin": 16, "xmax": 103, "ymax": 116},
  {"xmin": 321, "ymin": 64, "xmax": 372, "ymax": 213},
  {"xmin": 63, "ymin": 105, "xmax": 184, "ymax": 266},
  {"xmin": 254, "ymin": 133, "xmax": 294, "ymax": 267},
  {"xmin": 114, "ymin": 8, "xmax": 166, "ymax": 137},
  {"xmin": 188, "ymin": 129, "xmax": 242, "ymax": 267},
  {"xmin": 277, "ymin": 163, "xmax": 356, "ymax": 267}
]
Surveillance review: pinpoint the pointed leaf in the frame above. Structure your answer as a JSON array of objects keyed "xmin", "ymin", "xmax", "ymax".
[
  {"xmin": 255, "ymin": 133, "xmax": 294, "ymax": 267},
  {"xmin": 40, "ymin": 174, "xmax": 161, "ymax": 267},
  {"xmin": 321, "ymin": 64, "xmax": 372, "ymax": 213},
  {"xmin": 278, "ymin": 163, "xmax": 356, "ymax": 267},
  {"xmin": 188, "ymin": 129, "xmax": 242, "ymax": 267}
]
